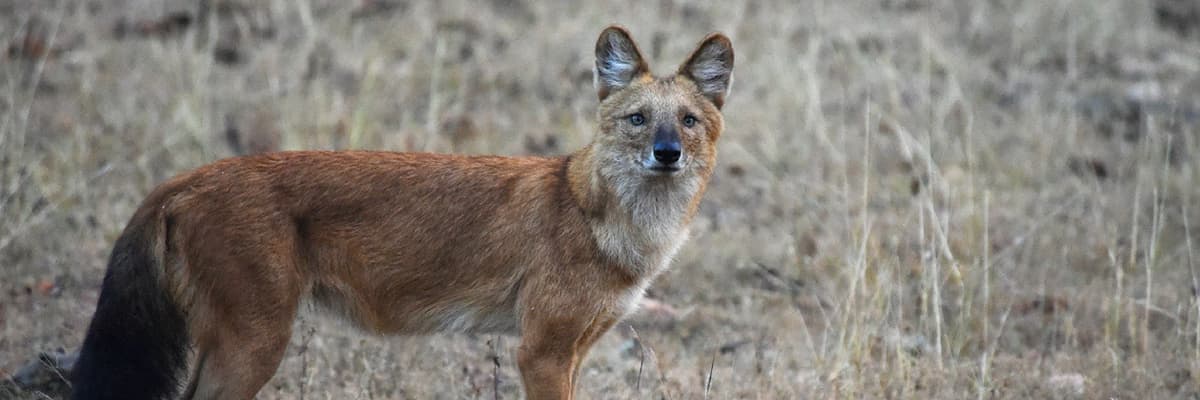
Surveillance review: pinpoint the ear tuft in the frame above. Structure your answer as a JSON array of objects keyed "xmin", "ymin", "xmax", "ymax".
[
  {"xmin": 678, "ymin": 33, "xmax": 734, "ymax": 109},
  {"xmin": 594, "ymin": 26, "xmax": 650, "ymax": 101}
]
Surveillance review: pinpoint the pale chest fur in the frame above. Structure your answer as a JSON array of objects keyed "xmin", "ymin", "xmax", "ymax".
[
  {"xmin": 592, "ymin": 175, "xmax": 700, "ymax": 315},
  {"xmin": 610, "ymin": 225, "xmax": 690, "ymax": 317},
  {"xmin": 593, "ymin": 173, "xmax": 697, "ymax": 270}
]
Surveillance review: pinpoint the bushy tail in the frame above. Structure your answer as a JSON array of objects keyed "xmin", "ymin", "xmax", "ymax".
[{"xmin": 71, "ymin": 223, "xmax": 189, "ymax": 400}]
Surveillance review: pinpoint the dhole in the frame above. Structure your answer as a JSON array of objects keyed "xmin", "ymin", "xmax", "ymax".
[{"xmin": 71, "ymin": 25, "xmax": 733, "ymax": 400}]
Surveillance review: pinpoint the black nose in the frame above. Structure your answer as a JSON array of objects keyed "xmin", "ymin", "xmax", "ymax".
[{"xmin": 653, "ymin": 140, "xmax": 681, "ymax": 164}]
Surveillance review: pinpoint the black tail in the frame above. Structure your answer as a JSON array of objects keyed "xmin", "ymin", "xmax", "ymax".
[{"xmin": 71, "ymin": 224, "xmax": 189, "ymax": 400}]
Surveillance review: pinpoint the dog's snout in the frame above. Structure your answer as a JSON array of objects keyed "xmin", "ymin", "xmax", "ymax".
[
  {"xmin": 653, "ymin": 141, "xmax": 681, "ymax": 164},
  {"xmin": 652, "ymin": 125, "xmax": 682, "ymax": 165}
]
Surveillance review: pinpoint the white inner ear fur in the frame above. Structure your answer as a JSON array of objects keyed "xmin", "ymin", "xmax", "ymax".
[
  {"xmin": 595, "ymin": 34, "xmax": 641, "ymax": 91},
  {"xmin": 688, "ymin": 45, "xmax": 732, "ymax": 98}
]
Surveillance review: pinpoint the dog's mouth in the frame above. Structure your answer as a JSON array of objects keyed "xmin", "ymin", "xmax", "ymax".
[
  {"xmin": 641, "ymin": 159, "xmax": 685, "ymax": 176},
  {"xmin": 648, "ymin": 165, "xmax": 682, "ymax": 174}
]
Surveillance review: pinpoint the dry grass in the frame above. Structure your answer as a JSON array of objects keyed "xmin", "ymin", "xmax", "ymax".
[{"xmin": 2, "ymin": 0, "xmax": 1199, "ymax": 398}]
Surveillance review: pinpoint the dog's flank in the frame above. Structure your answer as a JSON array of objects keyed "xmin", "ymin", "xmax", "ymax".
[{"xmin": 71, "ymin": 25, "xmax": 733, "ymax": 400}]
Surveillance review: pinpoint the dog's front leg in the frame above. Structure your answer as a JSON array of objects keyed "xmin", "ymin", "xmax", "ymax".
[{"xmin": 517, "ymin": 313, "xmax": 583, "ymax": 400}]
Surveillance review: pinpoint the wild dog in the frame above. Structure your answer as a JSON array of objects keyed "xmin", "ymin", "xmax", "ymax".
[{"xmin": 71, "ymin": 25, "xmax": 733, "ymax": 400}]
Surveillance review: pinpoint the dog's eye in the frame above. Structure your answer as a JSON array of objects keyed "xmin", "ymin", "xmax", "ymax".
[
  {"xmin": 628, "ymin": 113, "xmax": 645, "ymax": 126},
  {"xmin": 683, "ymin": 115, "xmax": 698, "ymax": 127}
]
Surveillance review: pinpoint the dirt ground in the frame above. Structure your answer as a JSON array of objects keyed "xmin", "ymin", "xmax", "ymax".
[{"xmin": 2, "ymin": 0, "xmax": 1199, "ymax": 398}]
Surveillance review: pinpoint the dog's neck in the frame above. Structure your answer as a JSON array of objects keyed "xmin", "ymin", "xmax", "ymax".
[{"xmin": 566, "ymin": 145, "xmax": 707, "ymax": 278}]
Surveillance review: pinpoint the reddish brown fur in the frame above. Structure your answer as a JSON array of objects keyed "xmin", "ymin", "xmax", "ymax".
[
  {"xmin": 78, "ymin": 26, "xmax": 733, "ymax": 400},
  {"xmin": 157, "ymin": 152, "xmax": 615, "ymax": 398}
]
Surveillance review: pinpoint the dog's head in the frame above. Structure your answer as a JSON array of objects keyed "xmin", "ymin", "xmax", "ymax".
[{"xmin": 591, "ymin": 26, "xmax": 734, "ymax": 182}]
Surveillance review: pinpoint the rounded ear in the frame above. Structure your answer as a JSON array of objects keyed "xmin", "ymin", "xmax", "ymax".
[
  {"xmin": 677, "ymin": 33, "xmax": 734, "ymax": 109},
  {"xmin": 594, "ymin": 25, "xmax": 650, "ymax": 101}
]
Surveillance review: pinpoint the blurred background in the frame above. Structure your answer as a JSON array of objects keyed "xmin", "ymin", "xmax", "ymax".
[{"xmin": 2, "ymin": 0, "xmax": 1199, "ymax": 398}]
